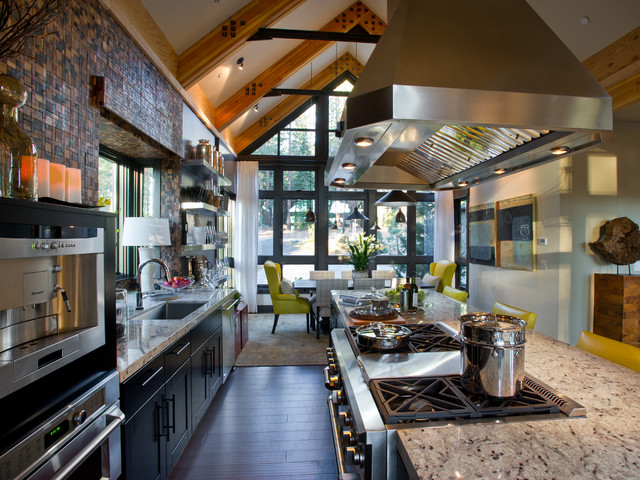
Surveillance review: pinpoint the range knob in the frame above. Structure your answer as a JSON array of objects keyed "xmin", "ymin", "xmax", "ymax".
[
  {"xmin": 344, "ymin": 445, "xmax": 364, "ymax": 467},
  {"xmin": 341, "ymin": 427, "xmax": 357, "ymax": 446},
  {"xmin": 324, "ymin": 366, "xmax": 340, "ymax": 390},
  {"xmin": 327, "ymin": 362, "xmax": 338, "ymax": 375},
  {"xmin": 326, "ymin": 347, "xmax": 336, "ymax": 362},
  {"xmin": 337, "ymin": 410, "xmax": 352, "ymax": 427},
  {"xmin": 72, "ymin": 410, "xmax": 87, "ymax": 426},
  {"xmin": 331, "ymin": 389, "xmax": 344, "ymax": 405},
  {"xmin": 50, "ymin": 242, "xmax": 60, "ymax": 249}
]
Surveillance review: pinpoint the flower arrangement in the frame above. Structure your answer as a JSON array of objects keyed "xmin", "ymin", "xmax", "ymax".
[{"xmin": 341, "ymin": 233, "xmax": 384, "ymax": 272}]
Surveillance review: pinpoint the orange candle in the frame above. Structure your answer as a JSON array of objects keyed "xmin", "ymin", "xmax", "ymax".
[
  {"xmin": 65, "ymin": 167, "xmax": 81, "ymax": 204},
  {"xmin": 49, "ymin": 163, "xmax": 66, "ymax": 201},
  {"xmin": 37, "ymin": 158, "xmax": 50, "ymax": 198},
  {"xmin": 20, "ymin": 155, "xmax": 37, "ymax": 194}
]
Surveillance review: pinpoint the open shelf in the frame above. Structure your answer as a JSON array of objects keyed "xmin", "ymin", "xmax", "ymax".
[
  {"xmin": 181, "ymin": 160, "xmax": 231, "ymax": 185},
  {"xmin": 180, "ymin": 202, "xmax": 229, "ymax": 216},
  {"xmin": 181, "ymin": 244, "xmax": 228, "ymax": 256}
]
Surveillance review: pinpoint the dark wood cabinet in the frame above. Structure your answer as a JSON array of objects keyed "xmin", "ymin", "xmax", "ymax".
[
  {"xmin": 234, "ymin": 301, "xmax": 248, "ymax": 359},
  {"xmin": 164, "ymin": 360, "xmax": 191, "ymax": 471},
  {"xmin": 191, "ymin": 326, "xmax": 222, "ymax": 428}
]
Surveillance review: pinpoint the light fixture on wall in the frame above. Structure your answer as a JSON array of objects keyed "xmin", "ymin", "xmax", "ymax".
[
  {"xmin": 121, "ymin": 217, "xmax": 172, "ymax": 293},
  {"xmin": 395, "ymin": 209, "xmax": 406, "ymax": 223},
  {"xmin": 346, "ymin": 206, "xmax": 368, "ymax": 221},
  {"xmin": 236, "ymin": 57, "xmax": 244, "ymax": 70},
  {"xmin": 375, "ymin": 189, "xmax": 418, "ymax": 207},
  {"xmin": 305, "ymin": 209, "xmax": 316, "ymax": 223}
]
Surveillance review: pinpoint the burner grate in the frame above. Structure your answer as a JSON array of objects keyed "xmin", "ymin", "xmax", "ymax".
[
  {"xmin": 346, "ymin": 324, "xmax": 461, "ymax": 355},
  {"xmin": 371, "ymin": 375, "xmax": 562, "ymax": 424}
]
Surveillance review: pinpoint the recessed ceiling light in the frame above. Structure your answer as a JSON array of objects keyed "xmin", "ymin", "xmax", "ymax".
[
  {"xmin": 342, "ymin": 162, "xmax": 357, "ymax": 170},
  {"xmin": 236, "ymin": 57, "xmax": 244, "ymax": 70},
  {"xmin": 492, "ymin": 168, "xmax": 508, "ymax": 175},
  {"xmin": 457, "ymin": 180, "xmax": 469, "ymax": 187},
  {"xmin": 550, "ymin": 146, "xmax": 570, "ymax": 155},
  {"xmin": 354, "ymin": 137, "xmax": 374, "ymax": 147},
  {"xmin": 333, "ymin": 177, "xmax": 346, "ymax": 184},
  {"xmin": 580, "ymin": 16, "xmax": 589, "ymax": 25}
]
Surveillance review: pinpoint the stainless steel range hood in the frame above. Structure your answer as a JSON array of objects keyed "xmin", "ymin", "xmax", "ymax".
[{"xmin": 326, "ymin": 0, "xmax": 612, "ymax": 190}]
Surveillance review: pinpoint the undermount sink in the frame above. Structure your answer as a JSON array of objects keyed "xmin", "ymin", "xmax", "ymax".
[{"xmin": 136, "ymin": 302, "xmax": 206, "ymax": 320}]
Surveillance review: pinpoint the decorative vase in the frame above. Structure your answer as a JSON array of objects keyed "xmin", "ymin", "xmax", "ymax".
[
  {"xmin": 352, "ymin": 270, "xmax": 369, "ymax": 280},
  {"xmin": 0, "ymin": 74, "xmax": 37, "ymax": 200}
]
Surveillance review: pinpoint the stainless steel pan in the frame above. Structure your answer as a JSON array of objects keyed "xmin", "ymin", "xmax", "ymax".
[{"xmin": 355, "ymin": 323, "xmax": 411, "ymax": 351}]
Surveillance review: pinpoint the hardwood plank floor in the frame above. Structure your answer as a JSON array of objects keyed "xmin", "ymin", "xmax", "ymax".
[{"xmin": 168, "ymin": 366, "xmax": 338, "ymax": 480}]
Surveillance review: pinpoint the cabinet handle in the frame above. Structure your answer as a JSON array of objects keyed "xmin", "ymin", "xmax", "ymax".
[
  {"xmin": 203, "ymin": 349, "xmax": 213, "ymax": 377},
  {"xmin": 164, "ymin": 394, "xmax": 176, "ymax": 435},
  {"xmin": 223, "ymin": 300, "xmax": 238, "ymax": 311},
  {"xmin": 140, "ymin": 366, "xmax": 163, "ymax": 387},
  {"xmin": 169, "ymin": 341, "xmax": 191, "ymax": 356},
  {"xmin": 156, "ymin": 400, "xmax": 169, "ymax": 440}
]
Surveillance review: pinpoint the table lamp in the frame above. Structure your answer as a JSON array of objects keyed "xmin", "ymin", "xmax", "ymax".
[{"xmin": 122, "ymin": 217, "xmax": 172, "ymax": 293}]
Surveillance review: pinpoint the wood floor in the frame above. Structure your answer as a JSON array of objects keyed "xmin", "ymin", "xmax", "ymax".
[{"xmin": 167, "ymin": 366, "xmax": 338, "ymax": 480}]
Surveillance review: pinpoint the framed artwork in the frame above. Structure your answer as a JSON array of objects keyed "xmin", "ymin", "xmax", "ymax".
[
  {"xmin": 495, "ymin": 194, "xmax": 535, "ymax": 271},
  {"xmin": 469, "ymin": 203, "xmax": 496, "ymax": 266}
]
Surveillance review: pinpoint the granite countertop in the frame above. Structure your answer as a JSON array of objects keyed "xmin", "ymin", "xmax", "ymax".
[
  {"xmin": 332, "ymin": 290, "xmax": 640, "ymax": 479},
  {"xmin": 116, "ymin": 288, "xmax": 235, "ymax": 382}
]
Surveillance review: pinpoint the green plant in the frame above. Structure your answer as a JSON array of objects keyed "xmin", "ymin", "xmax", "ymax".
[{"xmin": 342, "ymin": 233, "xmax": 384, "ymax": 272}]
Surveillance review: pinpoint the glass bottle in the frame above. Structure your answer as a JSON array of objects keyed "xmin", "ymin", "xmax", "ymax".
[{"xmin": 0, "ymin": 74, "xmax": 38, "ymax": 200}]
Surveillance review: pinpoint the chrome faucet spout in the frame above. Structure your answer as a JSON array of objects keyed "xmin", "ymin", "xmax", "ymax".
[{"xmin": 136, "ymin": 258, "xmax": 172, "ymax": 309}]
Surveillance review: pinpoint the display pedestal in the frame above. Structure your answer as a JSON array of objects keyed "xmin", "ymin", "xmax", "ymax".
[{"xmin": 593, "ymin": 273, "xmax": 640, "ymax": 347}]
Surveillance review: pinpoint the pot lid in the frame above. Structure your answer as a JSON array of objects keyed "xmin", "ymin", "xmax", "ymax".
[{"xmin": 356, "ymin": 323, "xmax": 411, "ymax": 339}]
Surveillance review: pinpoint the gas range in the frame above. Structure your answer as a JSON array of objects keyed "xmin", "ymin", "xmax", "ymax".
[{"xmin": 326, "ymin": 324, "xmax": 586, "ymax": 480}]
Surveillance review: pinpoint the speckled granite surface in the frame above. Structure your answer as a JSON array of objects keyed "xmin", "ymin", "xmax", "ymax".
[
  {"xmin": 395, "ymin": 322, "xmax": 640, "ymax": 479},
  {"xmin": 116, "ymin": 288, "xmax": 235, "ymax": 382},
  {"xmin": 331, "ymin": 290, "xmax": 640, "ymax": 479}
]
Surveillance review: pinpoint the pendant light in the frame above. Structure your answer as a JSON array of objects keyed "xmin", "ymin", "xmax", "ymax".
[
  {"xmin": 305, "ymin": 209, "xmax": 316, "ymax": 223},
  {"xmin": 346, "ymin": 206, "xmax": 368, "ymax": 221},
  {"xmin": 375, "ymin": 190, "xmax": 418, "ymax": 207},
  {"xmin": 370, "ymin": 221, "xmax": 381, "ymax": 231},
  {"xmin": 331, "ymin": 222, "xmax": 339, "ymax": 230},
  {"xmin": 395, "ymin": 209, "xmax": 406, "ymax": 223}
]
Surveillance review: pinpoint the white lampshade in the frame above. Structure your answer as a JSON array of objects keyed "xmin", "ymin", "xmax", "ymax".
[{"xmin": 121, "ymin": 217, "xmax": 171, "ymax": 247}]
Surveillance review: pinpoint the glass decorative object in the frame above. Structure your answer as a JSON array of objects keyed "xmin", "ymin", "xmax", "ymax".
[{"xmin": 0, "ymin": 74, "xmax": 37, "ymax": 200}]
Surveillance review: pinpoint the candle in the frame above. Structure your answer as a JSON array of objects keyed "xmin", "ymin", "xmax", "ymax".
[
  {"xmin": 65, "ymin": 167, "xmax": 81, "ymax": 204},
  {"xmin": 37, "ymin": 158, "xmax": 50, "ymax": 198},
  {"xmin": 20, "ymin": 155, "xmax": 37, "ymax": 197},
  {"xmin": 49, "ymin": 163, "xmax": 66, "ymax": 201}
]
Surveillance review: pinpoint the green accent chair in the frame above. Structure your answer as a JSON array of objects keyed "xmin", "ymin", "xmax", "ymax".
[
  {"xmin": 430, "ymin": 260, "xmax": 456, "ymax": 293},
  {"xmin": 491, "ymin": 301, "xmax": 537, "ymax": 330},
  {"xmin": 264, "ymin": 261, "xmax": 312, "ymax": 334},
  {"xmin": 442, "ymin": 286, "xmax": 469, "ymax": 303},
  {"xmin": 577, "ymin": 331, "xmax": 640, "ymax": 372}
]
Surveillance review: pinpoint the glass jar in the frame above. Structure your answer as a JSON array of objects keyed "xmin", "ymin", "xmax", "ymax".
[
  {"xmin": 0, "ymin": 75, "xmax": 37, "ymax": 200},
  {"xmin": 196, "ymin": 139, "xmax": 212, "ymax": 165}
]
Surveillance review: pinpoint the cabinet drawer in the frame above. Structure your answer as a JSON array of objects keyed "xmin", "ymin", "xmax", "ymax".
[
  {"xmin": 191, "ymin": 312, "xmax": 222, "ymax": 350},
  {"xmin": 164, "ymin": 332, "xmax": 191, "ymax": 379},
  {"xmin": 121, "ymin": 354, "xmax": 165, "ymax": 418}
]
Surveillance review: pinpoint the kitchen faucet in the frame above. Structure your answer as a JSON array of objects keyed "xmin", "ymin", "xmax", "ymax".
[{"xmin": 136, "ymin": 258, "xmax": 172, "ymax": 309}]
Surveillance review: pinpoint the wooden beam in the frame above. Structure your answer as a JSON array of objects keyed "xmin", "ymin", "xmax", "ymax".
[
  {"xmin": 215, "ymin": 1, "xmax": 385, "ymax": 131},
  {"xmin": 583, "ymin": 25, "xmax": 640, "ymax": 110},
  {"xmin": 99, "ymin": 0, "xmax": 178, "ymax": 77},
  {"xmin": 177, "ymin": 0, "xmax": 306, "ymax": 89},
  {"xmin": 234, "ymin": 53, "xmax": 362, "ymax": 154}
]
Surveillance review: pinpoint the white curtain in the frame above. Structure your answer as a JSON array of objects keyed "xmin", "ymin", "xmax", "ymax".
[
  {"xmin": 434, "ymin": 190, "xmax": 455, "ymax": 262},
  {"xmin": 233, "ymin": 161, "xmax": 259, "ymax": 312}
]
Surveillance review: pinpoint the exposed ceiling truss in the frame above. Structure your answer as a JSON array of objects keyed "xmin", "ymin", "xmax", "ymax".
[{"xmin": 247, "ymin": 27, "xmax": 381, "ymax": 43}]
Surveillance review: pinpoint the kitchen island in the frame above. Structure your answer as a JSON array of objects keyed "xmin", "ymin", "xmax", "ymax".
[{"xmin": 330, "ymin": 290, "xmax": 640, "ymax": 480}]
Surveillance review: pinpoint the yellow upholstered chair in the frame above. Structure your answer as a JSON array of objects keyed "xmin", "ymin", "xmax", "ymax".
[
  {"xmin": 442, "ymin": 286, "xmax": 469, "ymax": 303},
  {"xmin": 264, "ymin": 261, "xmax": 312, "ymax": 334},
  {"xmin": 430, "ymin": 260, "xmax": 456, "ymax": 293},
  {"xmin": 491, "ymin": 301, "xmax": 537, "ymax": 330},
  {"xmin": 577, "ymin": 331, "xmax": 640, "ymax": 372}
]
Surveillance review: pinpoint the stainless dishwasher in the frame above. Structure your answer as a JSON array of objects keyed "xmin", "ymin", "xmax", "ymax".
[{"xmin": 221, "ymin": 298, "xmax": 238, "ymax": 383}]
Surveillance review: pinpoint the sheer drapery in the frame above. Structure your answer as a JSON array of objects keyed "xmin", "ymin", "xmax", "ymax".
[
  {"xmin": 434, "ymin": 190, "xmax": 455, "ymax": 263},
  {"xmin": 233, "ymin": 161, "xmax": 259, "ymax": 312}
]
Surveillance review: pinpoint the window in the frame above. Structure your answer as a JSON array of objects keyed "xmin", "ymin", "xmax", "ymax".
[
  {"xmin": 253, "ymin": 104, "xmax": 316, "ymax": 156},
  {"xmin": 282, "ymin": 199, "xmax": 315, "ymax": 255},
  {"xmin": 377, "ymin": 206, "xmax": 407, "ymax": 256},
  {"xmin": 98, "ymin": 148, "xmax": 158, "ymax": 277},
  {"xmin": 454, "ymin": 191, "xmax": 469, "ymax": 290},
  {"xmin": 328, "ymin": 199, "xmax": 364, "ymax": 255},
  {"xmin": 258, "ymin": 198, "xmax": 274, "ymax": 256}
]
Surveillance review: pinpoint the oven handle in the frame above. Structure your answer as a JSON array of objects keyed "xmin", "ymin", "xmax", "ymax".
[
  {"xmin": 49, "ymin": 404, "xmax": 125, "ymax": 480},
  {"xmin": 327, "ymin": 395, "xmax": 361, "ymax": 480}
]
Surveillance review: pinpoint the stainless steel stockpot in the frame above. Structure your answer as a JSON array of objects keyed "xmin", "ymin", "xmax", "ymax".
[
  {"xmin": 459, "ymin": 313, "xmax": 527, "ymax": 397},
  {"xmin": 356, "ymin": 323, "xmax": 412, "ymax": 351}
]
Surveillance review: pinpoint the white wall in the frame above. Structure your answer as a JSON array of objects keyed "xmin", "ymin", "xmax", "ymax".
[
  {"xmin": 469, "ymin": 161, "xmax": 562, "ymax": 339},
  {"xmin": 469, "ymin": 119, "xmax": 640, "ymax": 344}
]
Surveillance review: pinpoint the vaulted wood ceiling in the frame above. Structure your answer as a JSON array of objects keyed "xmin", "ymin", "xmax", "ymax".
[{"xmin": 101, "ymin": 0, "xmax": 640, "ymax": 157}]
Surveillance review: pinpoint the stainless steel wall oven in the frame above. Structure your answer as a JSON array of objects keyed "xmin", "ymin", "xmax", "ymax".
[{"xmin": 0, "ymin": 199, "xmax": 121, "ymax": 480}]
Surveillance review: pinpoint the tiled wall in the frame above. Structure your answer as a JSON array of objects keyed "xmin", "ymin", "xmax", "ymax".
[
  {"xmin": 1, "ymin": 0, "xmax": 183, "ymax": 271},
  {"xmin": 0, "ymin": 0, "xmax": 182, "ymax": 206}
]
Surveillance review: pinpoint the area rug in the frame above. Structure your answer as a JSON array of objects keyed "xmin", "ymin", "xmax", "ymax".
[{"xmin": 235, "ymin": 313, "xmax": 329, "ymax": 366}]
